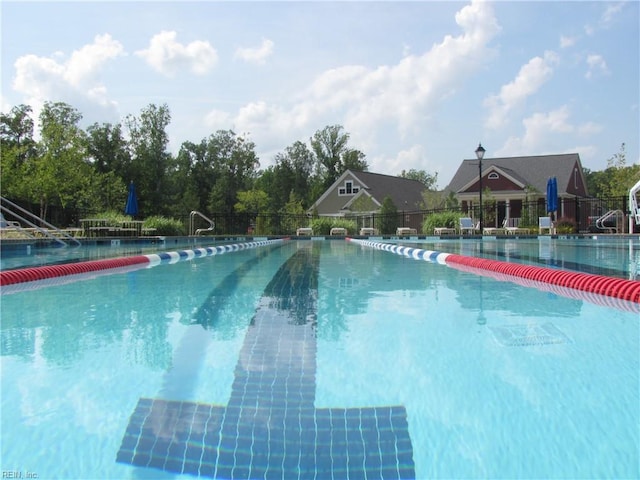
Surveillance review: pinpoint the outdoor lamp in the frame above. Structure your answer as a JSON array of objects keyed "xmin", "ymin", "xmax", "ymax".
[{"xmin": 475, "ymin": 143, "xmax": 486, "ymax": 231}]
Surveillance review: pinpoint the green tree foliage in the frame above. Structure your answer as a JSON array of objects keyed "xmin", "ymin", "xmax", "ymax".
[
  {"xmin": 585, "ymin": 143, "xmax": 639, "ymax": 197},
  {"xmin": 29, "ymin": 102, "xmax": 94, "ymax": 219},
  {"xmin": 0, "ymin": 104, "xmax": 37, "ymax": 200},
  {"xmin": 378, "ymin": 195, "xmax": 398, "ymax": 234},
  {"xmin": 206, "ymin": 130, "xmax": 259, "ymax": 215},
  {"xmin": 86, "ymin": 122, "xmax": 131, "ymax": 177},
  {"xmin": 259, "ymin": 140, "xmax": 316, "ymax": 212},
  {"xmin": 422, "ymin": 211, "xmax": 460, "ymax": 233},
  {"xmin": 310, "ymin": 125, "xmax": 367, "ymax": 194},
  {"xmin": 125, "ymin": 103, "xmax": 173, "ymax": 216},
  {"xmin": 400, "ymin": 168, "xmax": 438, "ymax": 189}
]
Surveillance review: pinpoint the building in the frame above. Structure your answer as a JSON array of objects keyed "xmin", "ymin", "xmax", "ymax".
[
  {"xmin": 308, "ymin": 170, "xmax": 426, "ymax": 217},
  {"xmin": 446, "ymin": 153, "xmax": 589, "ymax": 227}
]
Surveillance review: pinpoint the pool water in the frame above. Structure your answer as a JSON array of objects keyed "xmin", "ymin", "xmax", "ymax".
[{"xmin": 1, "ymin": 239, "xmax": 638, "ymax": 479}]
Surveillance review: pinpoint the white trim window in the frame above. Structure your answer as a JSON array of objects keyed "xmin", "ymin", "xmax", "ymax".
[{"xmin": 338, "ymin": 180, "xmax": 360, "ymax": 196}]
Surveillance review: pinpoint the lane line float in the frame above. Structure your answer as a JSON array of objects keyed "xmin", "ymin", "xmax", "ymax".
[
  {"xmin": 0, "ymin": 238, "xmax": 286, "ymax": 291},
  {"xmin": 346, "ymin": 237, "xmax": 640, "ymax": 309}
]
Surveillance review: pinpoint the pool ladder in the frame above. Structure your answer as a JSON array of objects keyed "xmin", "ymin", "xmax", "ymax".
[
  {"xmin": 1, "ymin": 196, "xmax": 81, "ymax": 247},
  {"xmin": 189, "ymin": 211, "xmax": 215, "ymax": 236},
  {"xmin": 595, "ymin": 209, "xmax": 624, "ymax": 233}
]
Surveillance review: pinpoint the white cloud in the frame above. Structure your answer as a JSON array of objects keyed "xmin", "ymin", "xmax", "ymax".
[
  {"xmin": 585, "ymin": 1, "xmax": 625, "ymax": 35},
  {"xmin": 234, "ymin": 39, "xmax": 274, "ymax": 65},
  {"xmin": 585, "ymin": 54, "xmax": 610, "ymax": 79},
  {"xmin": 483, "ymin": 50, "xmax": 559, "ymax": 129},
  {"xmin": 497, "ymin": 106, "xmax": 601, "ymax": 156},
  {"xmin": 304, "ymin": 0, "xmax": 500, "ymax": 136},
  {"xmin": 11, "ymin": 33, "xmax": 124, "ymax": 126},
  {"xmin": 559, "ymin": 35, "xmax": 577, "ymax": 48},
  {"xmin": 204, "ymin": 0, "xmax": 501, "ymax": 171},
  {"xmin": 203, "ymin": 109, "xmax": 232, "ymax": 130},
  {"xmin": 135, "ymin": 30, "xmax": 218, "ymax": 76}
]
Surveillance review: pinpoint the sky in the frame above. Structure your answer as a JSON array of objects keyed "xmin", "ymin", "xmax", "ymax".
[{"xmin": 1, "ymin": 1, "xmax": 638, "ymax": 189}]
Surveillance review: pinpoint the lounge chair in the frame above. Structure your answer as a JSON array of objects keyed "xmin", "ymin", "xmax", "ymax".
[
  {"xmin": 396, "ymin": 227, "xmax": 417, "ymax": 236},
  {"xmin": 539, "ymin": 217, "xmax": 554, "ymax": 234},
  {"xmin": 482, "ymin": 222, "xmax": 506, "ymax": 235},
  {"xmin": 458, "ymin": 217, "xmax": 477, "ymax": 235},
  {"xmin": 504, "ymin": 218, "xmax": 530, "ymax": 235},
  {"xmin": 0, "ymin": 213, "xmax": 20, "ymax": 229},
  {"xmin": 434, "ymin": 226, "xmax": 456, "ymax": 235},
  {"xmin": 296, "ymin": 227, "xmax": 313, "ymax": 236}
]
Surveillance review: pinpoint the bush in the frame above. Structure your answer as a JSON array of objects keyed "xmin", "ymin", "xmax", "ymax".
[
  {"xmin": 555, "ymin": 216, "xmax": 577, "ymax": 234},
  {"xmin": 96, "ymin": 210, "xmax": 129, "ymax": 226},
  {"xmin": 422, "ymin": 211, "xmax": 461, "ymax": 234},
  {"xmin": 142, "ymin": 216, "xmax": 186, "ymax": 236},
  {"xmin": 310, "ymin": 217, "xmax": 357, "ymax": 235}
]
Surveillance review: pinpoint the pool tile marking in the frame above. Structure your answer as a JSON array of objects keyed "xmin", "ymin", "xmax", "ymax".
[{"xmin": 117, "ymin": 247, "xmax": 415, "ymax": 479}]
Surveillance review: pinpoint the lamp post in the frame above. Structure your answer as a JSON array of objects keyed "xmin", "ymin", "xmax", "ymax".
[{"xmin": 475, "ymin": 143, "xmax": 486, "ymax": 231}]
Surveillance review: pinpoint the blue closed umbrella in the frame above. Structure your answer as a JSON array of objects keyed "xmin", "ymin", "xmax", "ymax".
[
  {"xmin": 546, "ymin": 177, "xmax": 558, "ymax": 214},
  {"xmin": 124, "ymin": 181, "xmax": 139, "ymax": 217}
]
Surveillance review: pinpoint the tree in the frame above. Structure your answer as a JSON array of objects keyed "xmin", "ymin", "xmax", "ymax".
[
  {"xmin": 85, "ymin": 122, "xmax": 131, "ymax": 177},
  {"xmin": 206, "ymin": 130, "xmax": 259, "ymax": 215},
  {"xmin": 259, "ymin": 140, "xmax": 316, "ymax": 212},
  {"xmin": 400, "ymin": 168, "xmax": 438, "ymax": 190},
  {"xmin": 342, "ymin": 148, "xmax": 368, "ymax": 172},
  {"xmin": 591, "ymin": 143, "xmax": 639, "ymax": 197},
  {"xmin": 0, "ymin": 105, "xmax": 37, "ymax": 200},
  {"xmin": 125, "ymin": 103, "xmax": 173, "ymax": 216},
  {"xmin": 29, "ymin": 102, "xmax": 93, "ymax": 219},
  {"xmin": 311, "ymin": 125, "xmax": 353, "ymax": 191},
  {"xmin": 378, "ymin": 195, "xmax": 398, "ymax": 234}
]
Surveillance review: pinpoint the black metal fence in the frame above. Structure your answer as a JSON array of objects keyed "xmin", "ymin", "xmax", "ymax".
[
  {"xmin": 182, "ymin": 195, "xmax": 635, "ymax": 235},
  {"xmin": 4, "ymin": 195, "xmax": 636, "ymax": 236}
]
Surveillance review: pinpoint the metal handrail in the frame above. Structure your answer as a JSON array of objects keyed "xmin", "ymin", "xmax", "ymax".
[
  {"xmin": 189, "ymin": 211, "xmax": 215, "ymax": 236},
  {"xmin": 629, "ymin": 179, "xmax": 640, "ymax": 232},
  {"xmin": 595, "ymin": 209, "xmax": 624, "ymax": 234},
  {"xmin": 0, "ymin": 197, "xmax": 81, "ymax": 247}
]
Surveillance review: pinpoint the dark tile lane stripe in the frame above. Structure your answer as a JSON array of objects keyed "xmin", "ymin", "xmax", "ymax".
[{"xmin": 118, "ymin": 245, "xmax": 415, "ymax": 479}]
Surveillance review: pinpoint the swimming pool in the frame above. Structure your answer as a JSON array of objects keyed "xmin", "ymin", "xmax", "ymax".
[{"xmin": 1, "ymin": 238, "xmax": 639, "ymax": 479}]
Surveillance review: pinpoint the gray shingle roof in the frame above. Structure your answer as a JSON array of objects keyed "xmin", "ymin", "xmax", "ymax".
[
  {"xmin": 351, "ymin": 170, "xmax": 426, "ymax": 210},
  {"xmin": 445, "ymin": 153, "xmax": 584, "ymax": 196}
]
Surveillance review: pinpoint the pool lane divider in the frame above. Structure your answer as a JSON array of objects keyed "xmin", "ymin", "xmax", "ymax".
[
  {"xmin": 345, "ymin": 237, "xmax": 640, "ymax": 306},
  {"xmin": 0, "ymin": 238, "xmax": 287, "ymax": 288}
]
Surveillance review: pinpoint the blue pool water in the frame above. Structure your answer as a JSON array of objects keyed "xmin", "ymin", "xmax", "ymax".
[{"xmin": 1, "ymin": 238, "xmax": 639, "ymax": 479}]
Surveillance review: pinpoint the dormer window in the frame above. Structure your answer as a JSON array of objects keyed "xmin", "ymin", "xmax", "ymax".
[{"xmin": 338, "ymin": 180, "xmax": 360, "ymax": 196}]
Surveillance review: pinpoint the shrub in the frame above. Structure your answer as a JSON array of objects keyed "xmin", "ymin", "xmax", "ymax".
[
  {"xmin": 422, "ymin": 211, "xmax": 461, "ymax": 234},
  {"xmin": 310, "ymin": 217, "xmax": 357, "ymax": 235},
  {"xmin": 555, "ymin": 216, "xmax": 577, "ymax": 234},
  {"xmin": 142, "ymin": 216, "xmax": 186, "ymax": 236},
  {"xmin": 96, "ymin": 210, "xmax": 129, "ymax": 226}
]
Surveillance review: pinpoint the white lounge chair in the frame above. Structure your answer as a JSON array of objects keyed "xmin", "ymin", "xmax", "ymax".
[
  {"xmin": 458, "ymin": 217, "xmax": 477, "ymax": 235},
  {"xmin": 504, "ymin": 218, "xmax": 530, "ymax": 235},
  {"xmin": 539, "ymin": 217, "xmax": 554, "ymax": 234},
  {"xmin": 0, "ymin": 213, "xmax": 20, "ymax": 229},
  {"xmin": 434, "ymin": 226, "xmax": 456, "ymax": 235},
  {"xmin": 396, "ymin": 227, "xmax": 417, "ymax": 236}
]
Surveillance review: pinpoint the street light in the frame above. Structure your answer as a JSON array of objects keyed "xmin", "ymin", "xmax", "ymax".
[{"xmin": 475, "ymin": 143, "xmax": 486, "ymax": 231}]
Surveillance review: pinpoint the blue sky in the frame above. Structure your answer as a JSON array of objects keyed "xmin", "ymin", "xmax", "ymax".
[{"xmin": 2, "ymin": 1, "xmax": 638, "ymax": 188}]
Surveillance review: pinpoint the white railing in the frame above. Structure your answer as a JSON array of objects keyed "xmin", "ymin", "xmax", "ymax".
[
  {"xmin": 1, "ymin": 197, "xmax": 81, "ymax": 247},
  {"xmin": 189, "ymin": 211, "xmax": 215, "ymax": 236},
  {"xmin": 629, "ymin": 179, "xmax": 640, "ymax": 233},
  {"xmin": 596, "ymin": 209, "xmax": 624, "ymax": 234}
]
